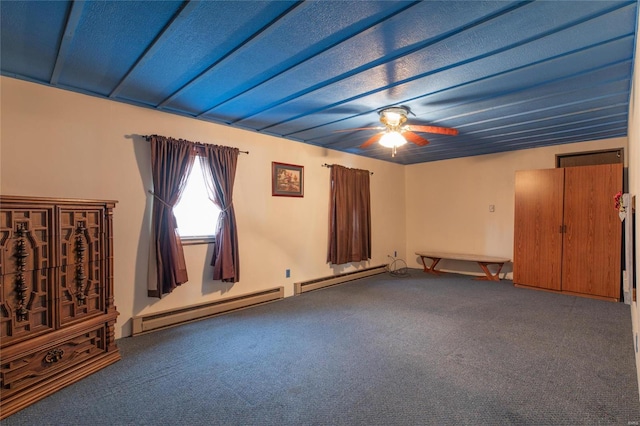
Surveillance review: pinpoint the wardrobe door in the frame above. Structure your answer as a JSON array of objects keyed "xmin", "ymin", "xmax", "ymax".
[
  {"xmin": 562, "ymin": 164, "xmax": 622, "ymax": 299},
  {"xmin": 57, "ymin": 207, "xmax": 107, "ymax": 326},
  {"xmin": 513, "ymin": 168, "xmax": 565, "ymax": 290},
  {"xmin": 0, "ymin": 206, "xmax": 55, "ymax": 345}
]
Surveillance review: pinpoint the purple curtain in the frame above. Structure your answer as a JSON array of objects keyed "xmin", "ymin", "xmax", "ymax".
[
  {"xmin": 148, "ymin": 135, "xmax": 195, "ymax": 297},
  {"xmin": 199, "ymin": 144, "xmax": 240, "ymax": 282},
  {"xmin": 327, "ymin": 165, "xmax": 371, "ymax": 264}
]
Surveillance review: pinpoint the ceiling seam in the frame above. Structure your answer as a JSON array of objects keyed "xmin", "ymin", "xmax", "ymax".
[
  {"xmin": 417, "ymin": 60, "xmax": 633, "ymax": 125},
  {"xmin": 195, "ymin": 1, "xmax": 422, "ymax": 120},
  {"xmin": 291, "ymin": 34, "xmax": 634, "ymax": 140},
  {"xmin": 397, "ymin": 44, "xmax": 634, "ymax": 119},
  {"xmin": 463, "ymin": 111, "xmax": 629, "ymax": 137},
  {"xmin": 395, "ymin": 125, "xmax": 629, "ymax": 156},
  {"xmin": 445, "ymin": 92, "xmax": 630, "ymax": 128},
  {"xmin": 440, "ymin": 128, "xmax": 629, "ymax": 153},
  {"xmin": 50, "ymin": 0, "xmax": 85, "ymax": 85},
  {"xmin": 460, "ymin": 119, "xmax": 629, "ymax": 142},
  {"xmin": 232, "ymin": 1, "xmax": 535, "ymax": 127},
  {"xmin": 108, "ymin": 0, "xmax": 197, "ymax": 100},
  {"xmin": 256, "ymin": 1, "xmax": 636, "ymax": 134},
  {"xmin": 399, "ymin": 133, "xmax": 628, "ymax": 163},
  {"xmin": 156, "ymin": 1, "xmax": 304, "ymax": 109}
]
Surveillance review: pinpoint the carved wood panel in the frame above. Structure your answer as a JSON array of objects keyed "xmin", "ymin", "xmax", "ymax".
[
  {"xmin": 0, "ymin": 208, "xmax": 54, "ymax": 344},
  {"xmin": 58, "ymin": 208, "xmax": 104, "ymax": 266},
  {"xmin": 58, "ymin": 260, "xmax": 105, "ymax": 325},
  {"xmin": 57, "ymin": 208, "xmax": 106, "ymax": 325}
]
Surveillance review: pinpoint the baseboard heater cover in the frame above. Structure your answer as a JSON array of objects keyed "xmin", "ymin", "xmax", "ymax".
[
  {"xmin": 294, "ymin": 265, "xmax": 387, "ymax": 295},
  {"xmin": 132, "ymin": 287, "xmax": 284, "ymax": 335}
]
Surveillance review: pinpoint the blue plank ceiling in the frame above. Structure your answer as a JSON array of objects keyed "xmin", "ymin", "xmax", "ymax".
[{"xmin": 1, "ymin": 0, "xmax": 637, "ymax": 165}]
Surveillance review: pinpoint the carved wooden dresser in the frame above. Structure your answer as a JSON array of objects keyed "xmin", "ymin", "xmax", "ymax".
[{"xmin": 0, "ymin": 196, "xmax": 120, "ymax": 419}]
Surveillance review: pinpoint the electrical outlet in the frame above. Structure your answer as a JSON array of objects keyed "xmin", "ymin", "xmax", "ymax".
[
  {"xmin": 394, "ymin": 251, "xmax": 397, "ymax": 257},
  {"xmin": 489, "ymin": 204, "xmax": 495, "ymax": 212}
]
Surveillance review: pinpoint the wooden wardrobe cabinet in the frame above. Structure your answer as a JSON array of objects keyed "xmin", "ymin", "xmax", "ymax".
[
  {"xmin": 0, "ymin": 196, "xmax": 120, "ymax": 419},
  {"xmin": 513, "ymin": 163, "xmax": 622, "ymax": 301}
]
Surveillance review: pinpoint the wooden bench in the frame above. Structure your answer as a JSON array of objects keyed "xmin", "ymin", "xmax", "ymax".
[{"xmin": 415, "ymin": 251, "xmax": 511, "ymax": 281}]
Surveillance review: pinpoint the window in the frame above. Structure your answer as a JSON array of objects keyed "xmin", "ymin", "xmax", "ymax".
[{"xmin": 173, "ymin": 157, "xmax": 220, "ymax": 244}]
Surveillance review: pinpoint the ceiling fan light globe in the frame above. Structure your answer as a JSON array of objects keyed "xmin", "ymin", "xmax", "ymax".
[{"xmin": 379, "ymin": 131, "xmax": 407, "ymax": 148}]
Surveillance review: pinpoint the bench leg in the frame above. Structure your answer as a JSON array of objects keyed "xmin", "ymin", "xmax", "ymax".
[
  {"xmin": 420, "ymin": 256, "xmax": 444, "ymax": 275},
  {"xmin": 475, "ymin": 262, "xmax": 504, "ymax": 281}
]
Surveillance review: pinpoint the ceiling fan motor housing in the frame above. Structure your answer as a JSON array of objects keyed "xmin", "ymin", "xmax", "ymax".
[{"xmin": 379, "ymin": 107, "xmax": 408, "ymax": 130}]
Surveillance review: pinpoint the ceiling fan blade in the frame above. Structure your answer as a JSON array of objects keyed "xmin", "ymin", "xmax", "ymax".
[
  {"xmin": 360, "ymin": 133, "xmax": 383, "ymax": 148},
  {"xmin": 407, "ymin": 125, "xmax": 458, "ymax": 136},
  {"xmin": 403, "ymin": 131, "xmax": 430, "ymax": 146},
  {"xmin": 334, "ymin": 127, "xmax": 384, "ymax": 133}
]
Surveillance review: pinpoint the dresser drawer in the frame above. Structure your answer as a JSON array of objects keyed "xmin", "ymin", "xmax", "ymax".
[{"xmin": 0, "ymin": 322, "xmax": 112, "ymax": 399}]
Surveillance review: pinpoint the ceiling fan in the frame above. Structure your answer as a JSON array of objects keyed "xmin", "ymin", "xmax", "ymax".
[{"xmin": 339, "ymin": 106, "xmax": 458, "ymax": 156}]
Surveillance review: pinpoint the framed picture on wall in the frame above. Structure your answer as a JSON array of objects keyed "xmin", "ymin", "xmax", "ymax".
[{"xmin": 272, "ymin": 162, "xmax": 304, "ymax": 197}]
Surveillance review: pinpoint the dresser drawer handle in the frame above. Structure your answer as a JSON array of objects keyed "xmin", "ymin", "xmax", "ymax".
[{"xmin": 44, "ymin": 348, "xmax": 65, "ymax": 363}]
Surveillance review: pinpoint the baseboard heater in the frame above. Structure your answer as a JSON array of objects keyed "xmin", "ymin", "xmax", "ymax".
[
  {"xmin": 132, "ymin": 287, "xmax": 284, "ymax": 336},
  {"xmin": 294, "ymin": 264, "xmax": 387, "ymax": 295}
]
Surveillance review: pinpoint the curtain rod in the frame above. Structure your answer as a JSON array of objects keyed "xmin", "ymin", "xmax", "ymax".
[
  {"xmin": 322, "ymin": 163, "xmax": 373, "ymax": 175},
  {"xmin": 143, "ymin": 135, "xmax": 248, "ymax": 154}
]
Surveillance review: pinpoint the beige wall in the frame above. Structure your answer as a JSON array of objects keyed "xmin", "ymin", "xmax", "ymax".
[
  {"xmin": 0, "ymin": 77, "xmax": 406, "ymax": 338},
  {"xmin": 628, "ymin": 12, "xmax": 640, "ymax": 394},
  {"xmin": 405, "ymin": 137, "xmax": 627, "ymax": 277}
]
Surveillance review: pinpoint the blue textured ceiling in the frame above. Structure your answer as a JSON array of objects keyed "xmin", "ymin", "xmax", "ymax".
[{"xmin": 1, "ymin": 0, "xmax": 637, "ymax": 165}]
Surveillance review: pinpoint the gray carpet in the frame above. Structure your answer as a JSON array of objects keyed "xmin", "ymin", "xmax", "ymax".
[{"xmin": 4, "ymin": 270, "xmax": 640, "ymax": 425}]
